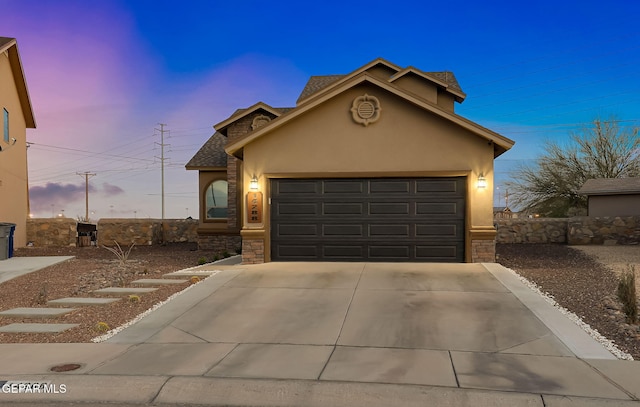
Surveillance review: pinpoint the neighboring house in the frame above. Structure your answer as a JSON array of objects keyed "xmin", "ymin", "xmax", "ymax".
[
  {"xmin": 494, "ymin": 207, "xmax": 517, "ymax": 219},
  {"xmin": 0, "ymin": 37, "xmax": 35, "ymax": 249},
  {"xmin": 578, "ymin": 178, "xmax": 640, "ymax": 216},
  {"xmin": 187, "ymin": 58, "xmax": 514, "ymax": 263}
]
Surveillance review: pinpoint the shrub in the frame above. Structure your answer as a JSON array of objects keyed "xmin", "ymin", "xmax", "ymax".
[
  {"xmin": 223, "ymin": 251, "xmax": 230, "ymax": 258},
  {"xmin": 190, "ymin": 276, "xmax": 200, "ymax": 284},
  {"xmin": 128, "ymin": 295, "xmax": 141, "ymax": 303},
  {"xmin": 198, "ymin": 257, "xmax": 208, "ymax": 265},
  {"xmin": 102, "ymin": 241, "xmax": 135, "ymax": 265},
  {"xmin": 95, "ymin": 322, "xmax": 110, "ymax": 332},
  {"xmin": 617, "ymin": 265, "xmax": 637, "ymax": 324}
]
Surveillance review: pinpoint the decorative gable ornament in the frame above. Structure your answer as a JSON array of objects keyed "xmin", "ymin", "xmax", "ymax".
[
  {"xmin": 351, "ymin": 94, "xmax": 381, "ymax": 126},
  {"xmin": 251, "ymin": 114, "xmax": 271, "ymax": 130}
]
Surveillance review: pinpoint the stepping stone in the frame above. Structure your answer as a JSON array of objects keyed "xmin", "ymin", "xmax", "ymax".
[
  {"xmin": 131, "ymin": 278, "xmax": 188, "ymax": 286},
  {"xmin": 163, "ymin": 270, "xmax": 219, "ymax": 278},
  {"xmin": 0, "ymin": 307, "xmax": 76, "ymax": 319},
  {"xmin": 0, "ymin": 323, "xmax": 79, "ymax": 333},
  {"xmin": 48, "ymin": 297, "xmax": 121, "ymax": 306},
  {"xmin": 93, "ymin": 287, "xmax": 157, "ymax": 296}
]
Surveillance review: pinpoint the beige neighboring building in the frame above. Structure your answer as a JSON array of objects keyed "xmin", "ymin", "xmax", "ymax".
[
  {"xmin": 579, "ymin": 178, "xmax": 640, "ymax": 217},
  {"xmin": 188, "ymin": 58, "xmax": 514, "ymax": 263},
  {"xmin": 0, "ymin": 37, "xmax": 35, "ymax": 249}
]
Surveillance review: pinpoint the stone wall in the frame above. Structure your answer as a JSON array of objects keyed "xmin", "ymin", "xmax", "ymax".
[
  {"xmin": 496, "ymin": 218, "xmax": 568, "ymax": 244},
  {"xmin": 568, "ymin": 216, "xmax": 640, "ymax": 245},
  {"xmin": 97, "ymin": 219, "xmax": 198, "ymax": 246},
  {"xmin": 27, "ymin": 218, "xmax": 198, "ymax": 247},
  {"xmin": 26, "ymin": 218, "xmax": 77, "ymax": 247}
]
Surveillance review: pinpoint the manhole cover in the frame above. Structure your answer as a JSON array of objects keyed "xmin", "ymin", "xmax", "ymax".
[{"xmin": 50, "ymin": 363, "xmax": 82, "ymax": 372}]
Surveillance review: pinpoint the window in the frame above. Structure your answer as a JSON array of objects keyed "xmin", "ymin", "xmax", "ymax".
[
  {"xmin": 3, "ymin": 108, "xmax": 7, "ymax": 142},
  {"xmin": 205, "ymin": 180, "xmax": 228, "ymax": 219}
]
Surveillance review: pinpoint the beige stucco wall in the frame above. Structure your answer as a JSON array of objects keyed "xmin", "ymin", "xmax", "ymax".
[
  {"xmin": 240, "ymin": 83, "xmax": 495, "ymax": 261},
  {"xmin": 588, "ymin": 195, "xmax": 640, "ymax": 217},
  {"xmin": 0, "ymin": 50, "xmax": 29, "ymax": 248}
]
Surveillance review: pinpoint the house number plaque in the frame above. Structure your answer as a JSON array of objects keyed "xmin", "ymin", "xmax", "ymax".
[{"xmin": 246, "ymin": 191, "xmax": 263, "ymax": 223}]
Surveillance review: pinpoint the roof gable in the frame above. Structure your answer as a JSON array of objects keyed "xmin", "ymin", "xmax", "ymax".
[
  {"xmin": 390, "ymin": 67, "xmax": 466, "ymax": 102},
  {"xmin": 579, "ymin": 178, "xmax": 640, "ymax": 195},
  {"xmin": 214, "ymin": 102, "xmax": 287, "ymax": 135},
  {"xmin": 225, "ymin": 71, "xmax": 514, "ymax": 159},
  {"xmin": 0, "ymin": 37, "xmax": 35, "ymax": 128},
  {"xmin": 296, "ymin": 58, "xmax": 402, "ymax": 105}
]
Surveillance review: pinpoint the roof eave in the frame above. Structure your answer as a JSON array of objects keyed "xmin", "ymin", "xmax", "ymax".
[
  {"xmin": 1, "ymin": 39, "xmax": 36, "ymax": 128},
  {"xmin": 214, "ymin": 102, "xmax": 282, "ymax": 135},
  {"xmin": 226, "ymin": 73, "xmax": 515, "ymax": 158}
]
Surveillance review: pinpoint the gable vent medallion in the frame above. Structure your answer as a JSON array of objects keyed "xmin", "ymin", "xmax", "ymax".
[
  {"xmin": 251, "ymin": 114, "xmax": 271, "ymax": 130},
  {"xmin": 351, "ymin": 94, "xmax": 381, "ymax": 126}
]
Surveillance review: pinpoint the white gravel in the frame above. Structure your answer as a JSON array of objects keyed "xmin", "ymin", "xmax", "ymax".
[{"xmin": 506, "ymin": 266, "xmax": 634, "ymax": 360}]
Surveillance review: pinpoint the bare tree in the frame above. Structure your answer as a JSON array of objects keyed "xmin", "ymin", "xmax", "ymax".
[{"xmin": 508, "ymin": 117, "xmax": 640, "ymax": 217}]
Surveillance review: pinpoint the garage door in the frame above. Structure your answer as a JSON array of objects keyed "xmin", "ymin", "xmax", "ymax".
[{"xmin": 270, "ymin": 177, "xmax": 465, "ymax": 262}]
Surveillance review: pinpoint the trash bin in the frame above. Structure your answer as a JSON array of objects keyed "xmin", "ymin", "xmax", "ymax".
[{"xmin": 0, "ymin": 223, "xmax": 15, "ymax": 260}]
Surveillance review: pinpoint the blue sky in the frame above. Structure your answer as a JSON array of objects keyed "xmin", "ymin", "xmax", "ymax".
[{"xmin": 3, "ymin": 0, "xmax": 639, "ymax": 217}]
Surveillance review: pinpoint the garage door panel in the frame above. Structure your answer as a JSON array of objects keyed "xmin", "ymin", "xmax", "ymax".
[
  {"xmin": 277, "ymin": 224, "xmax": 318, "ymax": 236},
  {"xmin": 370, "ymin": 180, "xmax": 410, "ymax": 193},
  {"xmin": 323, "ymin": 202, "xmax": 364, "ymax": 215},
  {"xmin": 323, "ymin": 180, "xmax": 365, "ymax": 194},
  {"xmin": 369, "ymin": 202, "xmax": 410, "ymax": 215},
  {"xmin": 415, "ymin": 245, "xmax": 461, "ymax": 261},
  {"xmin": 416, "ymin": 202, "xmax": 462, "ymax": 215},
  {"xmin": 275, "ymin": 180, "xmax": 319, "ymax": 194},
  {"xmin": 416, "ymin": 224, "xmax": 461, "ymax": 237},
  {"xmin": 323, "ymin": 224, "xmax": 364, "ymax": 237},
  {"xmin": 415, "ymin": 179, "xmax": 461, "ymax": 194},
  {"xmin": 369, "ymin": 224, "xmax": 410, "ymax": 237},
  {"xmin": 323, "ymin": 245, "xmax": 364, "ymax": 258},
  {"xmin": 271, "ymin": 178, "xmax": 465, "ymax": 262}
]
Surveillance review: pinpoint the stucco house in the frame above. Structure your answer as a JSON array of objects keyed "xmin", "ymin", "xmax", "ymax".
[
  {"xmin": 578, "ymin": 178, "xmax": 640, "ymax": 217},
  {"xmin": 0, "ymin": 37, "xmax": 35, "ymax": 249},
  {"xmin": 187, "ymin": 58, "xmax": 514, "ymax": 263}
]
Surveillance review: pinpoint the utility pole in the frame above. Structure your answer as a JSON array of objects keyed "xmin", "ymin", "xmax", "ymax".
[
  {"xmin": 77, "ymin": 171, "xmax": 96, "ymax": 221},
  {"xmin": 155, "ymin": 124, "xmax": 169, "ymax": 243}
]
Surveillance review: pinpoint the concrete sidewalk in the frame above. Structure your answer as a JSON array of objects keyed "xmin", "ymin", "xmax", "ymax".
[
  {"xmin": 0, "ymin": 256, "xmax": 74, "ymax": 284},
  {"xmin": 0, "ymin": 262, "xmax": 638, "ymax": 406}
]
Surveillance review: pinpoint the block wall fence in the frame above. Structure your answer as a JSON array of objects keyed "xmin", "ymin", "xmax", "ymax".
[{"xmin": 24, "ymin": 216, "xmax": 640, "ymax": 249}]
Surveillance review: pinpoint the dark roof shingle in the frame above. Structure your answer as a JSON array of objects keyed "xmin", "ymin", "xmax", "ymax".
[
  {"xmin": 578, "ymin": 178, "xmax": 640, "ymax": 195},
  {"xmin": 185, "ymin": 132, "xmax": 227, "ymax": 168}
]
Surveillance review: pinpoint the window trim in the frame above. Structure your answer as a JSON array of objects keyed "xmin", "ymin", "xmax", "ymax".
[
  {"xmin": 3, "ymin": 108, "xmax": 8, "ymax": 143},
  {"xmin": 204, "ymin": 179, "xmax": 229, "ymax": 221}
]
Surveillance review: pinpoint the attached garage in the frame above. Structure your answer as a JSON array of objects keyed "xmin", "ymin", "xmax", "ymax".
[
  {"xmin": 188, "ymin": 58, "xmax": 515, "ymax": 264},
  {"xmin": 271, "ymin": 177, "xmax": 465, "ymax": 262}
]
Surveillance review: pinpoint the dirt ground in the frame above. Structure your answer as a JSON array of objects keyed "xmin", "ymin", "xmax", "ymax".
[
  {"xmin": 497, "ymin": 243, "xmax": 640, "ymax": 359},
  {"xmin": 1, "ymin": 243, "xmax": 229, "ymax": 343}
]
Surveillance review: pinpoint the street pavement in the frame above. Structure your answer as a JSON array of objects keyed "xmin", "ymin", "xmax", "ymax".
[{"xmin": 0, "ymin": 260, "xmax": 639, "ymax": 406}]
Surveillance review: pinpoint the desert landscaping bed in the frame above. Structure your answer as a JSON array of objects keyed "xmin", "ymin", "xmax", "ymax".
[
  {"xmin": 497, "ymin": 243, "xmax": 640, "ymax": 359},
  {"xmin": 0, "ymin": 243, "xmax": 221, "ymax": 343}
]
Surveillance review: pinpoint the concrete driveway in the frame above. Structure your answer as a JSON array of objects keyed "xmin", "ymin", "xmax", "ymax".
[{"xmin": 1, "ymin": 262, "xmax": 639, "ymax": 406}]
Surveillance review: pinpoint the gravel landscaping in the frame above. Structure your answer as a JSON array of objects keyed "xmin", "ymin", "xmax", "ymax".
[
  {"xmin": 497, "ymin": 243, "xmax": 640, "ymax": 359},
  {"xmin": 0, "ymin": 243, "xmax": 225, "ymax": 343}
]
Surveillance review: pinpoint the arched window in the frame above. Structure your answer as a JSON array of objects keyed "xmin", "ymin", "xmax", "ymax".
[{"xmin": 205, "ymin": 180, "xmax": 228, "ymax": 219}]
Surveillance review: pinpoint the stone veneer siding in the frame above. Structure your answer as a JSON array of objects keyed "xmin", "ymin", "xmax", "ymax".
[
  {"xmin": 471, "ymin": 239, "xmax": 496, "ymax": 263},
  {"xmin": 242, "ymin": 238, "xmax": 264, "ymax": 264},
  {"xmin": 197, "ymin": 234, "xmax": 241, "ymax": 253}
]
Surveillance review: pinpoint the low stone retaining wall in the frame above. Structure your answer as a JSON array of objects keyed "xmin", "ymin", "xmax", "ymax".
[
  {"xmin": 26, "ymin": 218, "xmax": 77, "ymax": 247},
  {"xmin": 27, "ymin": 218, "xmax": 198, "ymax": 247},
  {"xmin": 496, "ymin": 218, "xmax": 568, "ymax": 244},
  {"xmin": 568, "ymin": 216, "xmax": 640, "ymax": 245}
]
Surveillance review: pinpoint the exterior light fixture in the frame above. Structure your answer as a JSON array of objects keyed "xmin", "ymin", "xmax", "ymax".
[
  {"xmin": 250, "ymin": 176, "xmax": 259, "ymax": 191},
  {"xmin": 477, "ymin": 174, "xmax": 487, "ymax": 189}
]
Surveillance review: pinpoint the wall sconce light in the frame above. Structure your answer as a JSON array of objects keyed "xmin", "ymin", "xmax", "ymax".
[
  {"xmin": 477, "ymin": 174, "xmax": 487, "ymax": 189},
  {"xmin": 249, "ymin": 176, "xmax": 259, "ymax": 191}
]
